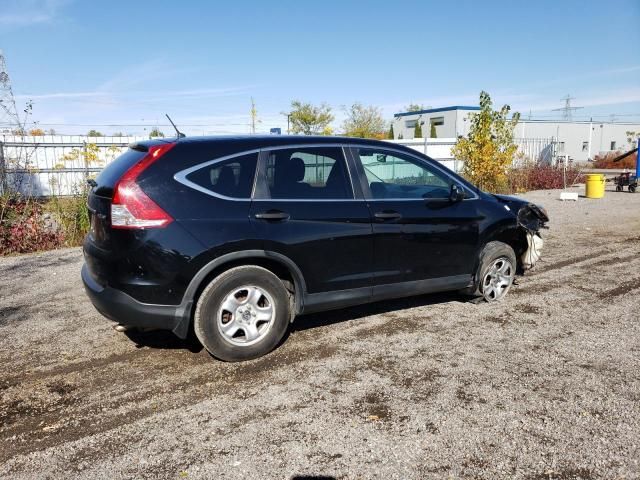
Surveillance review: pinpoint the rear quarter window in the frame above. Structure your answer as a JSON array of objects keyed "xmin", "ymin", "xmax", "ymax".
[{"xmin": 184, "ymin": 152, "xmax": 258, "ymax": 199}]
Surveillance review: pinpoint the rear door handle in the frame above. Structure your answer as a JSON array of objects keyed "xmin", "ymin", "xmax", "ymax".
[
  {"xmin": 254, "ymin": 211, "xmax": 290, "ymax": 221},
  {"xmin": 374, "ymin": 211, "xmax": 402, "ymax": 220}
]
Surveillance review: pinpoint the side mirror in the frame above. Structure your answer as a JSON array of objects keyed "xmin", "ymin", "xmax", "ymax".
[{"xmin": 450, "ymin": 184, "xmax": 465, "ymax": 202}]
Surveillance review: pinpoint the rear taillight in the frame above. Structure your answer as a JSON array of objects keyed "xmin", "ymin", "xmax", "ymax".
[{"xmin": 111, "ymin": 142, "xmax": 176, "ymax": 229}]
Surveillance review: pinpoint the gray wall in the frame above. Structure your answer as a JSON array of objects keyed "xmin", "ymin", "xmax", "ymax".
[
  {"xmin": 393, "ymin": 108, "xmax": 640, "ymax": 163},
  {"xmin": 515, "ymin": 121, "xmax": 638, "ymax": 163}
]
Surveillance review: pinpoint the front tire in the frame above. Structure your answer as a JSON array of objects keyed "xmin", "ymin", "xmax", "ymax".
[
  {"xmin": 465, "ymin": 241, "xmax": 516, "ymax": 302},
  {"xmin": 194, "ymin": 266, "xmax": 291, "ymax": 362}
]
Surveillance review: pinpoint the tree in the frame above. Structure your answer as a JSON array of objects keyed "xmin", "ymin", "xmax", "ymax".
[
  {"xmin": 414, "ymin": 119, "xmax": 423, "ymax": 138},
  {"xmin": 430, "ymin": 122, "xmax": 437, "ymax": 138},
  {"xmin": 405, "ymin": 103, "xmax": 426, "ymax": 112},
  {"xmin": 87, "ymin": 130, "xmax": 103, "ymax": 137},
  {"xmin": 29, "ymin": 128, "xmax": 45, "ymax": 136},
  {"xmin": 342, "ymin": 102, "xmax": 386, "ymax": 139},
  {"xmin": 112, "ymin": 132, "xmax": 124, "ymax": 137},
  {"xmin": 451, "ymin": 91, "xmax": 520, "ymax": 192},
  {"xmin": 288, "ymin": 100, "xmax": 334, "ymax": 135},
  {"xmin": 149, "ymin": 128, "xmax": 165, "ymax": 138},
  {"xmin": 388, "ymin": 123, "xmax": 395, "ymax": 139}
]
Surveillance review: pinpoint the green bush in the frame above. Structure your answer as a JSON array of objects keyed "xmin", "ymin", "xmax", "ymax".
[{"xmin": 47, "ymin": 187, "xmax": 91, "ymax": 247}]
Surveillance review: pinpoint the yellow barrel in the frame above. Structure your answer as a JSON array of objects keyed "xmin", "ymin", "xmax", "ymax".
[{"xmin": 585, "ymin": 174, "xmax": 605, "ymax": 199}]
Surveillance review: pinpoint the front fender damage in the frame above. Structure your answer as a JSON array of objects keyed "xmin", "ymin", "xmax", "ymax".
[
  {"xmin": 493, "ymin": 194, "xmax": 549, "ymax": 270},
  {"xmin": 516, "ymin": 203, "xmax": 548, "ymax": 270}
]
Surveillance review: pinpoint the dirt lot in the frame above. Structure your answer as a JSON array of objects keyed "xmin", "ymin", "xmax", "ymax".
[{"xmin": 1, "ymin": 186, "xmax": 639, "ymax": 479}]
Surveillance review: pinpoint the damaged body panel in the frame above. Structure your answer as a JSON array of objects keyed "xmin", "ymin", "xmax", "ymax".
[{"xmin": 493, "ymin": 194, "xmax": 549, "ymax": 270}]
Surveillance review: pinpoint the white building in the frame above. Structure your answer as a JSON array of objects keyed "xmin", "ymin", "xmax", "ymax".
[{"xmin": 392, "ymin": 106, "xmax": 640, "ymax": 164}]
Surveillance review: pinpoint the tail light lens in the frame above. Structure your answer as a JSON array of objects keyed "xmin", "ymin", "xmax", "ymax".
[{"xmin": 111, "ymin": 142, "xmax": 176, "ymax": 229}]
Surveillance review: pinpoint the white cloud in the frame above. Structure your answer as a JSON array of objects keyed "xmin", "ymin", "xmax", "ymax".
[{"xmin": 0, "ymin": 0, "xmax": 72, "ymax": 27}]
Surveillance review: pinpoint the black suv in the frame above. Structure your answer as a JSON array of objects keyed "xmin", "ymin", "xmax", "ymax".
[{"xmin": 82, "ymin": 136, "xmax": 547, "ymax": 361}]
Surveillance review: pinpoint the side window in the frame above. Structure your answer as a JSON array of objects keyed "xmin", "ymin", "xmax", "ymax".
[
  {"xmin": 185, "ymin": 152, "xmax": 257, "ymax": 198},
  {"xmin": 263, "ymin": 147, "xmax": 352, "ymax": 199},
  {"xmin": 356, "ymin": 148, "xmax": 452, "ymax": 199}
]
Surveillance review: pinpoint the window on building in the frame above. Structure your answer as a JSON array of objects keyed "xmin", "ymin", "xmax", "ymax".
[
  {"xmin": 558, "ymin": 142, "xmax": 565, "ymax": 153},
  {"xmin": 582, "ymin": 141, "xmax": 588, "ymax": 152},
  {"xmin": 430, "ymin": 117, "xmax": 445, "ymax": 126},
  {"xmin": 405, "ymin": 120, "xmax": 417, "ymax": 129},
  {"xmin": 610, "ymin": 141, "xmax": 617, "ymax": 151}
]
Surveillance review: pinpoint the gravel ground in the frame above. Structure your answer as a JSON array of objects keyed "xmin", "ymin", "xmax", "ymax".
[{"xmin": 1, "ymin": 186, "xmax": 639, "ymax": 480}]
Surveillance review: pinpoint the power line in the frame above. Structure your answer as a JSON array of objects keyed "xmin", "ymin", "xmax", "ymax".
[{"xmin": 0, "ymin": 122, "xmax": 252, "ymax": 127}]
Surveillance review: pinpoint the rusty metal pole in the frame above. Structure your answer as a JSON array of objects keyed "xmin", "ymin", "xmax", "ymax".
[{"xmin": 636, "ymin": 138, "xmax": 640, "ymax": 180}]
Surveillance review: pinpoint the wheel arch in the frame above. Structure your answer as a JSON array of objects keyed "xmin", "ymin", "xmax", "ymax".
[
  {"xmin": 476, "ymin": 221, "xmax": 528, "ymax": 275},
  {"xmin": 182, "ymin": 250, "xmax": 306, "ymax": 320}
]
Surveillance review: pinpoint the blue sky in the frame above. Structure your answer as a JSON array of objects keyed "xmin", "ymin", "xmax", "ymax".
[{"xmin": 1, "ymin": 0, "xmax": 639, "ymax": 135}]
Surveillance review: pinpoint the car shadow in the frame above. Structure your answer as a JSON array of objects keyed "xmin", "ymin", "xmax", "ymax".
[
  {"xmin": 291, "ymin": 290, "xmax": 463, "ymax": 332},
  {"xmin": 123, "ymin": 328, "xmax": 204, "ymax": 353},
  {"xmin": 121, "ymin": 290, "xmax": 469, "ymax": 352}
]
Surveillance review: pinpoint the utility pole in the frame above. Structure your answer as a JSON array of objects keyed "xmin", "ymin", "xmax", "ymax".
[
  {"xmin": 552, "ymin": 94, "xmax": 583, "ymax": 121},
  {"xmin": 250, "ymin": 97, "xmax": 257, "ymax": 134}
]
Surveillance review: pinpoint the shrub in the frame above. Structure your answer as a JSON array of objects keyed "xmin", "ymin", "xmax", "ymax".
[
  {"xmin": 452, "ymin": 91, "xmax": 520, "ymax": 192},
  {"xmin": 414, "ymin": 119, "xmax": 423, "ymax": 138},
  {"xmin": 506, "ymin": 165, "xmax": 584, "ymax": 193},
  {"xmin": 0, "ymin": 196, "xmax": 64, "ymax": 255},
  {"xmin": 46, "ymin": 188, "xmax": 91, "ymax": 247},
  {"xmin": 592, "ymin": 150, "xmax": 637, "ymax": 169}
]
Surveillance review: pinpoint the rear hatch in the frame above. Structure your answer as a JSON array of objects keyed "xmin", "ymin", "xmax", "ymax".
[
  {"xmin": 84, "ymin": 142, "xmax": 175, "ymax": 286},
  {"xmin": 87, "ymin": 146, "xmax": 148, "ymax": 251}
]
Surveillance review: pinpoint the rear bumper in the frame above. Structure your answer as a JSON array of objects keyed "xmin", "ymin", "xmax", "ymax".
[{"xmin": 81, "ymin": 264, "xmax": 192, "ymax": 337}]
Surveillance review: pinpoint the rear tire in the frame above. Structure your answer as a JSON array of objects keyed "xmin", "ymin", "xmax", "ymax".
[
  {"xmin": 464, "ymin": 241, "xmax": 516, "ymax": 302},
  {"xmin": 194, "ymin": 266, "xmax": 291, "ymax": 362}
]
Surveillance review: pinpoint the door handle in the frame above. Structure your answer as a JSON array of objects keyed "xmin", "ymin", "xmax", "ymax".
[
  {"xmin": 374, "ymin": 211, "xmax": 402, "ymax": 220},
  {"xmin": 254, "ymin": 211, "xmax": 290, "ymax": 221}
]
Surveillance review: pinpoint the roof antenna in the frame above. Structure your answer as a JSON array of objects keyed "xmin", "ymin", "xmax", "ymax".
[{"xmin": 165, "ymin": 114, "xmax": 185, "ymax": 138}]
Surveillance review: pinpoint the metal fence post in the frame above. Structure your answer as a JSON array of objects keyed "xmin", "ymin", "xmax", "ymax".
[{"xmin": 636, "ymin": 138, "xmax": 640, "ymax": 180}]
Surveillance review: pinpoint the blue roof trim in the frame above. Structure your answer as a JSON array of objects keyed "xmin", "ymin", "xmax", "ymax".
[{"xmin": 394, "ymin": 105, "xmax": 481, "ymax": 117}]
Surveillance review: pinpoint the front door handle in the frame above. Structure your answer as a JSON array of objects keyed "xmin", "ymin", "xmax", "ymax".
[
  {"xmin": 254, "ymin": 211, "xmax": 290, "ymax": 221},
  {"xmin": 374, "ymin": 211, "xmax": 402, "ymax": 220}
]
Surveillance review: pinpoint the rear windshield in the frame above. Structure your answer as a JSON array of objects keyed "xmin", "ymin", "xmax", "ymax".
[{"xmin": 94, "ymin": 149, "xmax": 146, "ymax": 196}]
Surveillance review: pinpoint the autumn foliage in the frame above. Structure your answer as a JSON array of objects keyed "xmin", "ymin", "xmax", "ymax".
[
  {"xmin": 0, "ymin": 197, "xmax": 64, "ymax": 255},
  {"xmin": 592, "ymin": 150, "xmax": 637, "ymax": 169},
  {"xmin": 507, "ymin": 165, "xmax": 584, "ymax": 193},
  {"xmin": 451, "ymin": 91, "xmax": 520, "ymax": 192}
]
